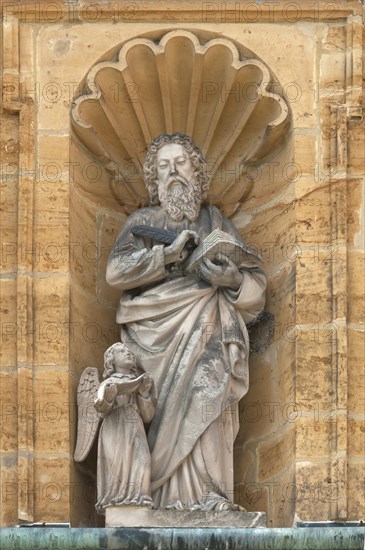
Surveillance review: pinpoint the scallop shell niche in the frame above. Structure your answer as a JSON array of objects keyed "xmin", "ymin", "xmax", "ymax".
[{"xmin": 71, "ymin": 30, "xmax": 290, "ymax": 216}]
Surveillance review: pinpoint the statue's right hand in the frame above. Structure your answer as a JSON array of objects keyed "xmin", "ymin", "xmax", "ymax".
[
  {"xmin": 164, "ymin": 230, "xmax": 200, "ymax": 265},
  {"xmin": 94, "ymin": 382, "xmax": 117, "ymax": 415}
]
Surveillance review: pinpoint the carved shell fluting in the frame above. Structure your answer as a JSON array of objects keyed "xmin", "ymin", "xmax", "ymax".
[{"xmin": 71, "ymin": 30, "xmax": 290, "ymax": 216}]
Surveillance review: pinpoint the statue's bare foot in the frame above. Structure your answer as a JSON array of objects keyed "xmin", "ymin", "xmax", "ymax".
[
  {"xmin": 201, "ymin": 493, "xmax": 246, "ymax": 512},
  {"xmin": 215, "ymin": 500, "xmax": 246, "ymax": 512}
]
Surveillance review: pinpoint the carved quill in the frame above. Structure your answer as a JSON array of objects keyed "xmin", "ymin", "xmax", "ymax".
[{"xmin": 130, "ymin": 225, "xmax": 197, "ymax": 251}]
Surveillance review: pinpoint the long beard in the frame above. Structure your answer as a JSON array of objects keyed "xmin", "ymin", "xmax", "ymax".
[{"xmin": 158, "ymin": 174, "xmax": 202, "ymax": 222}]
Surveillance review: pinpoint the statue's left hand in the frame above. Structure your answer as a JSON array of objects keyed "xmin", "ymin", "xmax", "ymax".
[{"xmin": 198, "ymin": 253, "xmax": 243, "ymax": 289}]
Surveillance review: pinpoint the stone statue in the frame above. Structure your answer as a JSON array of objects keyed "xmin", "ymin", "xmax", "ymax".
[
  {"xmin": 106, "ymin": 133, "xmax": 267, "ymax": 511},
  {"xmin": 74, "ymin": 342, "xmax": 156, "ymax": 514}
]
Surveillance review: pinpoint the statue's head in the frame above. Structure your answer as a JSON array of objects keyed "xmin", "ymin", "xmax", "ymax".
[
  {"xmin": 143, "ymin": 133, "xmax": 210, "ymax": 222},
  {"xmin": 103, "ymin": 342, "xmax": 137, "ymax": 379}
]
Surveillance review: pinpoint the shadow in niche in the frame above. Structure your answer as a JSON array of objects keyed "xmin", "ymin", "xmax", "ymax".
[{"xmin": 68, "ymin": 28, "xmax": 293, "ymax": 527}]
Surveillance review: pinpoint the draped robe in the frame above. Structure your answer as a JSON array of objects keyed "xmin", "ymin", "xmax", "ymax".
[
  {"xmin": 106, "ymin": 204, "xmax": 266, "ymax": 509},
  {"xmin": 95, "ymin": 375, "xmax": 155, "ymax": 513}
]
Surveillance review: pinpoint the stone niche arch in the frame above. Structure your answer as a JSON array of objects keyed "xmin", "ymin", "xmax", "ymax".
[{"xmin": 69, "ymin": 29, "xmax": 294, "ymax": 527}]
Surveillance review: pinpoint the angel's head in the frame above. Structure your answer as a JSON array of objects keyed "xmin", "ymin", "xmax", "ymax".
[{"xmin": 103, "ymin": 342, "xmax": 137, "ymax": 379}]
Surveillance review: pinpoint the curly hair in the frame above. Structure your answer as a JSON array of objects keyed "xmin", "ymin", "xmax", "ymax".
[
  {"xmin": 143, "ymin": 133, "xmax": 210, "ymax": 205},
  {"xmin": 103, "ymin": 342, "xmax": 137, "ymax": 379}
]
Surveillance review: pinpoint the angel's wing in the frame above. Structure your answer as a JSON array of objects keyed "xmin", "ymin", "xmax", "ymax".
[{"xmin": 74, "ymin": 367, "xmax": 102, "ymax": 462}]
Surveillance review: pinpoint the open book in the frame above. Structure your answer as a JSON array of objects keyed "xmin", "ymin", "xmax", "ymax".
[{"xmin": 185, "ymin": 229, "xmax": 262, "ymax": 273}]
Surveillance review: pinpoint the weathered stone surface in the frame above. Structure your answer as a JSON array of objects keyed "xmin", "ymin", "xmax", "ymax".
[
  {"xmin": 0, "ymin": 179, "xmax": 18, "ymax": 273},
  {"xmin": 348, "ymin": 419, "xmax": 365, "ymax": 458},
  {"xmin": 0, "ymin": 371, "xmax": 18, "ymax": 452},
  {"xmin": 320, "ymin": 51, "xmax": 345, "ymax": 90},
  {"xmin": 295, "ymin": 185, "xmax": 332, "ymax": 246},
  {"xmin": 33, "ymin": 369, "xmax": 70, "ymax": 454},
  {"xmin": 265, "ymin": 262, "xmax": 295, "ymax": 331},
  {"xmin": 70, "ymin": 284, "xmax": 117, "ymax": 374},
  {"xmin": 33, "ymin": 276, "xmax": 69, "ymax": 366},
  {"xmin": 0, "ymin": 279, "xmax": 17, "ymax": 367},
  {"xmin": 347, "ymin": 329, "xmax": 365, "ymax": 414},
  {"xmin": 0, "ymin": 113, "xmax": 19, "ymax": 167},
  {"xmin": 347, "ymin": 463, "xmax": 365, "ymax": 520},
  {"xmin": 258, "ymin": 428, "xmax": 295, "ymax": 481},
  {"xmin": 0, "ymin": 455, "xmax": 18, "ymax": 526},
  {"xmin": 295, "ymin": 462, "xmax": 337, "ymax": 520},
  {"xmin": 347, "ymin": 179, "xmax": 364, "ymax": 247},
  {"xmin": 296, "ymin": 331, "xmax": 334, "ymax": 406},
  {"xmin": 240, "ymin": 144, "xmax": 293, "ymax": 210},
  {"xmin": 34, "ymin": 180, "xmax": 69, "ymax": 272},
  {"xmin": 240, "ymin": 201, "xmax": 296, "ymax": 270},
  {"xmin": 105, "ymin": 507, "xmax": 266, "ymax": 528},
  {"xmin": 323, "ymin": 25, "xmax": 346, "ymax": 51},
  {"xmin": 33, "ymin": 457, "xmax": 71, "ymax": 522},
  {"xmin": 237, "ymin": 358, "xmax": 278, "ymax": 444},
  {"xmin": 293, "ymin": 135, "xmax": 317, "ymax": 176},
  {"xmin": 296, "ymin": 414, "xmax": 347, "ymax": 459},
  {"xmin": 0, "ymin": 4, "xmax": 364, "ymax": 530},
  {"xmin": 97, "ymin": 213, "xmax": 127, "ymax": 305},
  {"xmin": 69, "ymin": 188, "xmax": 97, "ymax": 295},
  {"xmin": 271, "ymin": 466, "xmax": 296, "ymax": 528},
  {"xmin": 296, "ymin": 249, "xmax": 343, "ymax": 324}
]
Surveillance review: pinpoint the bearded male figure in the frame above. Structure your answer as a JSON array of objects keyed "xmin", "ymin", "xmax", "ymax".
[{"xmin": 106, "ymin": 134, "xmax": 266, "ymax": 511}]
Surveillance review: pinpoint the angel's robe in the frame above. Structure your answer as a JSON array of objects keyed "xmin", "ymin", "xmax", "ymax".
[
  {"xmin": 106, "ymin": 204, "xmax": 267, "ymax": 509},
  {"xmin": 95, "ymin": 374, "xmax": 155, "ymax": 513}
]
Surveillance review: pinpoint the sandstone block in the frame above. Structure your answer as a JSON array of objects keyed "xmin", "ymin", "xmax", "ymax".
[
  {"xmin": 34, "ymin": 180, "xmax": 69, "ymax": 272},
  {"xmin": 0, "ymin": 371, "xmax": 18, "ymax": 452},
  {"xmin": 293, "ymin": 135, "xmax": 317, "ymax": 176},
  {"xmin": 347, "ymin": 253, "xmax": 365, "ymax": 324},
  {"xmin": 322, "ymin": 25, "xmax": 346, "ymax": 51},
  {"xmin": 97, "ymin": 212, "xmax": 127, "ymax": 306},
  {"xmin": 347, "ymin": 463, "xmax": 365, "ymax": 519},
  {"xmin": 70, "ymin": 188, "xmax": 97, "ymax": 295},
  {"xmin": 33, "ymin": 369, "xmax": 70, "ymax": 454},
  {"xmin": 296, "ymin": 330, "xmax": 334, "ymax": 405},
  {"xmin": 33, "ymin": 276, "xmax": 69, "ymax": 366},
  {"xmin": 69, "ymin": 283, "xmax": 117, "ymax": 376},
  {"xmin": 348, "ymin": 419, "xmax": 365, "ymax": 458},
  {"xmin": 0, "ymin": 454, "xmax": 18, "ymax": 526},
  {"xmin": 348, "ymin": 329, "xmax": 365, "ymax": 414},
  {"xmin": 0, "ymin": 280, "xmax": 17, "ymax": 367},
  {"xmin": 33, "ymin": 457, "xmax": 71, "ymax": 522},
  {"xmin": 0, "ymin": 179, "xmax": 18, "ymax": 273},
  {"xmin": 258, "ymin": 428, "xmax": 295, "ymax": 481},
  {"xmin": 320, "ymin": 52, "xmax": 345, "ymax": 90},
  {"xmin": 296, "ymin": 414, "xmax": 346, "ymax": 459},
  {"xmin": 295, "ymin": 462, "xmax": 338, "ymax": 520}
]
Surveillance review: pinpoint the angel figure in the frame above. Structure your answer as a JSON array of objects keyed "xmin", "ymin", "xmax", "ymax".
[{"xmin": 74, "ymin": 342, "xmax": 156, "ymax": 514}]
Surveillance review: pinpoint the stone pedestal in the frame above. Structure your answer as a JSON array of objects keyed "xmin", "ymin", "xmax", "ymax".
[{"xmin": 105, "ymin": 506, "xmax": 266, "ymax": 528}]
